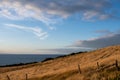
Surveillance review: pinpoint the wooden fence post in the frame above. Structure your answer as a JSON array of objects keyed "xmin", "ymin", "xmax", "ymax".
[
  {"xmin": 26, "ymin": 74, "xmax": 28, "ymax": 80},
  {"xmin": 78, "ymin": 64, "xmax": 82, "ymax": 74},
  {"xmin": 97, "ymin": 62, "xmax": 100, "ymax": 69},
  {"xmin": 115, "ymin": 60, "xmax": 119, "ymax": 71},
  {"xmin": 7, "ymin": 75, "xmax": 10, "ymax": 80}
]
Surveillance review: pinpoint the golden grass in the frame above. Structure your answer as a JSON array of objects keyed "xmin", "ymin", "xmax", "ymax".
[{"xmin": 0, "ymin": 45, "xmax": 120, "ymax": 80}]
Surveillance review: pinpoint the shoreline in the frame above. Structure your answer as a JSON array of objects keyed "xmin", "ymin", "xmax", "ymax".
[{"xmin": 0, "ymin": 51, "xmax": 85, "ymax": 67}]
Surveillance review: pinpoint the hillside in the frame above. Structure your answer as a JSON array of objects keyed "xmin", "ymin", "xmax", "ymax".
[{"xmin": 0, "ymin": 45, "xmax": 120, "ymax": 80}]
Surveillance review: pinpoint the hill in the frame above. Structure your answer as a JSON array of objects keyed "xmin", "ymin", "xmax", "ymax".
[{"xmin": 0, "ymin": 45, "xmax": 120, "ymax": 80}]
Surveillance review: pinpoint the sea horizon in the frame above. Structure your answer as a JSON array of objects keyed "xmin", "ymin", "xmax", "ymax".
[{"xmin": 0, "ymin": 54, "xmax": 63, "ymax": 66}]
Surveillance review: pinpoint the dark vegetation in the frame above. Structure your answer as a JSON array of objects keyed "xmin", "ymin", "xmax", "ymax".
[
  {"xmin": 41, "ymin": 58, "xmax": 54, "ymax": 62},
  {"xmin": 0, "ymin": 62, "xmax": 37, "ymax": 67},
  {"xmin": 41, "ymin": 51, "xmax": 87, "ymax": 62}
]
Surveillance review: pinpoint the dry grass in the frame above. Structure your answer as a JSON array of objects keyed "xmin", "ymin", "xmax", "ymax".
[{"xmin": 0, "ymin": 45, "xmax": 120, "ymax": 80}]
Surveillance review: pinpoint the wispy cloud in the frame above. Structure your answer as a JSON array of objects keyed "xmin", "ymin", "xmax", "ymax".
[
  {"xmin": 4, "ymin": 24, "xmax": 48, "ymax": 40},
  {"xmin": 0, "ymin": 0, "xmax": 119, "ymax": 24},
  {"xmin": 95, "ymin": 30, "xmax": 114, "ymax": 35},
  {"xmin": 36, "ymin": 47, "xmax": 90, "ymax": 54}
]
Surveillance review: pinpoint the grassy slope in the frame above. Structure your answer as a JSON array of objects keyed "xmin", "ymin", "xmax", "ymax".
[{"xmin": 0, "ymin": 45, "xmax": 120, "ymax": 80}]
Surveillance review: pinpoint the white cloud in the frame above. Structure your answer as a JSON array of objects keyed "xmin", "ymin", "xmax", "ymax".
[
  {"xmin": 0, "ymin": 0, "xmax": 118, "ymax": 24},
  {"xmin": 0, "ymin": 0, "xmax": 57, "ymax": 25},
  {"xmin": 4, "ymin": 24, "xmax": 48, "ymax": 40},
  {"xmin": 82, "ymin": 11, "xmax": 112, "ymax": 21}
]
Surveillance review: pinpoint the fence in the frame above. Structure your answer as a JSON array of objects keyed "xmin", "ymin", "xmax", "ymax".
[
  {"xmin": 96, "ymin": 60, "xmax": 120, "ymax": 72},
  {"xmin": 4, "ymin": 60, "xmax": 120, "ymax": 80},
  {"xmin": 78, "ymin": 60, "xmax": 120, "ymax": 74},
  {"xmin": 6, "ymin": 74, "xmax": 28, "ymax": 80}
]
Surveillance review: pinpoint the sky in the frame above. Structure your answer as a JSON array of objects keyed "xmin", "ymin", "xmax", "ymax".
[{"xmin": 0, "ymin": 0, "xmax": 120, "ymax": 54}]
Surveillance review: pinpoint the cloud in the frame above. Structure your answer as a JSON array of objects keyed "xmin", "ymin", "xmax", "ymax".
[
  {"xmin": 4, "ymin": 24, "xmax": 48, "ymax": 40},
  {"xmin": 36, "ymin": 47, "xmax": 90, "ymax": 54},
  {"xmin": 0, "ymin": 0, "xmax": 57, "ymax": 25},
  {"xmin": 0, "ymin": 0, "xmax": 118, "ymax": 24},
  {"xmin": 71, "ymin": 33, "xmax": 120, "ymax": 49},
  {"xmin": 95, "ymin": 30, "xmax": 114, "ymax": 35}
]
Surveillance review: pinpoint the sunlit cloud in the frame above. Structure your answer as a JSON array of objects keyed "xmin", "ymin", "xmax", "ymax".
[
  {"xmin": 0, "ymin": 0, "xmax": 118, "ymax": 24},
  {"xmin": 4, "ymin": 24, "xmax": 48, "ymax": 40},
  {"xmin": 0, "ymin": 0, "xmax": 57, "ymax": 25}
]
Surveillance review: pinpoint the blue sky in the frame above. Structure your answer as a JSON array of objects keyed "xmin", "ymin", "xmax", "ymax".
[{"xmin": 0, "ymin": 0, "xmax": 120, "ymax": 54}]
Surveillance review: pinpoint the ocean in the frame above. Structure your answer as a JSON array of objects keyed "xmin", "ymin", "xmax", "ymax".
[{"xmin": 0, "ymin": 54, "xmax": 62, "ymax": 66}]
